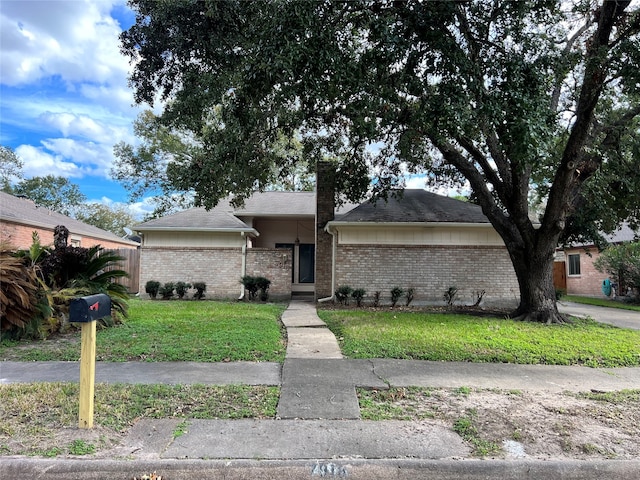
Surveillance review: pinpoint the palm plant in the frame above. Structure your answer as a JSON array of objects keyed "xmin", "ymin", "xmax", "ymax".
[
  {"xmin": 1, "ymin": 243, "xmax": 41, "ymax": 334},
  {"xmin": 67, "ymin": 246, "xmax": 129, "ymax": 320}
]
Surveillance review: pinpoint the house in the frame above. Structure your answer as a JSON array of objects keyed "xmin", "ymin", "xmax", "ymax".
[
  {"xmin": 555, "ymin": 223, "xmax": 639, "ymax": 297},
  {"xmin": 135, "ymin": 165, "xmax": 519, "ymax": 305},
  {"xmin": 0, "ymin": 191, "xmax": 139, "ymax": 251}
]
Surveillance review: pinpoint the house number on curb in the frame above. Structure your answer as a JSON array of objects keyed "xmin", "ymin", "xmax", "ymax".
[{"xmin": 311, "ymin": 462, "xmax": 349, "ymax": 477}]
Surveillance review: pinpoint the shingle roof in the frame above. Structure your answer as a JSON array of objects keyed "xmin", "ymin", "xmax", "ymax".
[
  {"xmin": 334, "ymin": 189, "xmax": 490, "ymax": 224},
  {"xmin": 604, "ymin": 223, "xmax": 638, "ymax": 244},
  {"xmin": 135, "ymin": 190, "xmax": 490, "ymax": 230},
  {"xmin": 135, "ymin": 207, "xmax": 254, "ymax": 231},
  {"xmin": 0, "ymin": 191, "xmax": 139, "ymax": 246}
]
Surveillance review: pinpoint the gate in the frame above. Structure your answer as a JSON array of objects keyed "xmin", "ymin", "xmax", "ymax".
[{"xmin": 553, "ymin": 261, "xmax": 567, "ymax": 292}]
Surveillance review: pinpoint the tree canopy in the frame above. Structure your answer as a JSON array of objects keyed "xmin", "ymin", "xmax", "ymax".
[
  {"xmin": 6, "ymin": 175, "xmax": 87, "ymax": 217},
  {"xmin": 0, "ymin": 146, "xmax": 24, "ymax": 189},
  {"xmin": 121, "ymin": 0, "xmax": 640, "ymax": 322},
  {"xmin": 112, "ymin": 110, "xmax": 315, "ymax": 217}
]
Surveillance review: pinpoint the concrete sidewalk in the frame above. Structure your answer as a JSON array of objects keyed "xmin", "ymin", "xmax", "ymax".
[{"xmin": 2, "ymin": 299, "xmax": 640, "ymax": 479}]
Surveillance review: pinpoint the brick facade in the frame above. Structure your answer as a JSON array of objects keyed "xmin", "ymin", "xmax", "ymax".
[
  {"xmin": 246, "ymin": 248, "xmax": 292, "ymax": 299},
  {"xmin": 565, "ymin": 247, "xmax": 608, "ymax": 297},
  {"xmin": 335, "ymin": 244, "xmax": 519, "ymax": 306},
  {"xmin": 1, "ymin": 221, "xmax": 135, "ymax": 250},
  {"xmin": 139, "ymin": 246, "xmax": 292, "ymax": 300},
  {"xmin": 315, "ymin": 161, "xmax": 336, "ymax": 299}
]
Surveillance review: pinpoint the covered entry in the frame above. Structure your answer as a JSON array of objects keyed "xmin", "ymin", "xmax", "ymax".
[{"xmin": 276, "ymin": 242, "xmax": 315, "ymax": 293}]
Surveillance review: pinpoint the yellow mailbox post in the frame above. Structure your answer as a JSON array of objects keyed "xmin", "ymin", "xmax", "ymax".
[{"xmin": 69, "ymin": 294, "xmax": 111, "ymax": 429}]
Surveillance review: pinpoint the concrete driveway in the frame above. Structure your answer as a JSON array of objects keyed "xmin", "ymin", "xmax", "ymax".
[{"xmin": 558, "ymin": 301, "xmax": 640, "ymax": 330}]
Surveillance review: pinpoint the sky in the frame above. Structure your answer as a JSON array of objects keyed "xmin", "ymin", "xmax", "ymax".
[
  {"xmin": 0, "ymin": 1, "xmax": 456, "ymax": 220},
  {"xmin": 0, "ymin": 0, "xmax": 154, "ymax": 216}
]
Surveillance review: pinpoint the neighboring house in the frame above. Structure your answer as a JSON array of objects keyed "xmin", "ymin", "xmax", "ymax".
[
  {"xmin": 555, "ymin": 223, "xmax": 639, "ymax": 297},
  {"xmin": 1, "ymin": 190, "xmax": 141, "ymax": 293},
  {"xmin": 136, "ymin": 165, "xmax": 519, "ymax": 305},
  {"xmin": 0, "ymin": 191, "xmax": 139, "ymax": 250}
]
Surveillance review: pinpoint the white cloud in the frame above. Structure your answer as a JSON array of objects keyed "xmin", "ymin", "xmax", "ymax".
[
  {"xmin": 15, "ymin": 143, "xmax": 82, "ymax": 178},
  {"xmin": 1, "ymin": 0, "xmax": 130, "ymax": 90}
]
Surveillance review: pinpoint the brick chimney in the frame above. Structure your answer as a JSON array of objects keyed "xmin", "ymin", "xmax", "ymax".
[{"xmin": 315, "ymin": 161, "xmax": 336, "ymax": 300}]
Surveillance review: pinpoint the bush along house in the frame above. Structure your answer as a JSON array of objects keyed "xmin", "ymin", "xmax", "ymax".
[{"xmin": 135, "ymin": 163, "xmax": 519, "ymax": 306}]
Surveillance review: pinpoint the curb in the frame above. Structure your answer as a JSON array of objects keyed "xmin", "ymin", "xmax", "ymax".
[{"xmin": 2, "ymin": 458, "xmax": 639, "ymax": 480}]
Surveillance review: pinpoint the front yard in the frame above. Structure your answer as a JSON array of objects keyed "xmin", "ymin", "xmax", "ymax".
[
  {"xmin": 2, "ymin": 299, "xmax": 639, "ymax": 459},
  {"xmin": 318, "ymin": 309, "xmax": 640, "ymax": 367},
  {"xmin": 0, "ymin": 299, "xmax": 287, "ymax": 363}
]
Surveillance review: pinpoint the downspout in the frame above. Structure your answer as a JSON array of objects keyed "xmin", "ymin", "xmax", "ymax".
[
  {"xmin": 317, "ymin": 224, "xmax": 337, "ymax": 303},
  {"xmin": 238, "ymin": 232, "xmax": 247, "ymax": 300}
]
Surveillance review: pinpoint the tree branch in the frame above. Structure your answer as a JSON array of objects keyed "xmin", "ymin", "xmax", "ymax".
[{"xmin": 545, "ymin": 0, "xmax": 631, "ymax": 237}]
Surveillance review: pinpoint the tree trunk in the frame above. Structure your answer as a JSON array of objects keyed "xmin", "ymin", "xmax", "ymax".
[{"xmin": 508, "ymin": 240, "xmax": 567, "ymax": 324}]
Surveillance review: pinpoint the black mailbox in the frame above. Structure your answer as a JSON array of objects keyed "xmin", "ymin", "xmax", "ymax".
[{"xmin": 70, "ymin": 294, "xmax": 111, "ymax": 323}]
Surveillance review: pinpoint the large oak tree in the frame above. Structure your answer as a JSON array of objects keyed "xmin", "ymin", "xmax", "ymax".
[{"xmin": 121, "ymin": 0, "xmax": 640, "ymax": 322}]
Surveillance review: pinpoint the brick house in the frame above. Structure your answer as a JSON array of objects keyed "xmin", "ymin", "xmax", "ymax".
[
  {"xmin": 0, "ymin": 191, "xmax": 139, "ymax": 250},
  {"xmin": 555, "ymin": 224, "xmax": 639, "ymax": 297},
  {"xmin": 136, "ymin": 171, "xmax": 519, "ymax": 305}
]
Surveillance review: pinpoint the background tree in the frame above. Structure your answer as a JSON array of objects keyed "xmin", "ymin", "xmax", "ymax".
[
  {"xmin": 121, "ymin": 0, "xmax": 640, "ymax": 323},
  {"xmin": 9, "ymin": 175, "xmax": 87, "ymax": 217},
  {"xmin": 112, "ymin": 110, "xmax": 316, "ymax": 216},
  {"xmin": 75, "ymin": 203, "xmax": 138, "ymax": 236},
  {"xmin": 594, "ymin": 242, "xmax": 640, "ymax": 297},
  {"xmin": 0, "ymin": 146, "xmax": 24, "ymax": 190}
]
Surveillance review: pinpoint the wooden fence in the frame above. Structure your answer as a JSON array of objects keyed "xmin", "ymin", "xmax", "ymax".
[{"xmin": 109, "ymin": 248, "xmax": 140, "ymax": 293}]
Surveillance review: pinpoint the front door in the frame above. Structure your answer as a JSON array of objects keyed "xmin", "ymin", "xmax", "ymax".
[{"xmin": 276, "ymin": 243, "xmax": 315, "ymax": 292}]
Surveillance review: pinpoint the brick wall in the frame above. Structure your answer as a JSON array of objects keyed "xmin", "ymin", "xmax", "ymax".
[
  {"xmin": 246, "ymin": 248, "xmax": 292, "ymax": 299},
  {"xmin": 335, "ymin": 244, "xmax": 519, "ymax": 306},
  {"xmin": 315, "ymin": 161, "xmax": 336, "ymax": 299},
  {"xmin": 565, "ymin": 247, "xmax": 608, "ymax": 297},
  {"xmin": 140, "ymin": 246, "xmax": 293, "ymax": 300},
  {"xmin": 140, "ymin": 247, "xmax": 243, "ymax": 299},
  {"xmin": 1, "ymin": 221, "xmax": 136, "ymax": 250}
]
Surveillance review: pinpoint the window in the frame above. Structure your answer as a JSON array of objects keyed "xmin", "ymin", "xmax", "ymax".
[{"xmin": 568, "ymin": 254, "xmax": 581, "ymax": 276}]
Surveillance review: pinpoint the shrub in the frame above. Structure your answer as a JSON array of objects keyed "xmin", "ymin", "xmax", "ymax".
[
  {"xmin": 352, "ymin": 288, "xmax": 366, "ymax": 307},
  {"xmin": 241, "ymin": 276, "xmax": 259, "ymax": 300},
  {"xmin": 390, "ymin": 286, "xmax": 404, "ymax": 307},
  {"xmin": 159, "ymin": 282, "xmax": 175, "ymax": 300},
  {"xmin": 372, "ymin": 291, "xmax": 381, "ymax": 307},
  {"xmin": 335, "ymin": 285, "xmax": 353, "ymax": 305},
  {"xmin": 175, "ymin": 281, "xmax": 192, "ymax": 299},
  {"xmin": 443, "ymin": 286, "xmax": 459, "ymax": 307},
  {"xmin": 192, "ymin": 282, "xmax": 206, "ymax": 299},
  {"xmin": 9, "ymin": 233, "xmax": 129, "ymax": 337},
  {"xmin": 255, "ymin": 276, "xmax": 271, "ymax": 301},
  {"xmin": 594, "ymin": 242, "xmax": 640, "ymax": 296},
  {"xmin": 0, "ymin": 243, "xmax": 44, "ymax": 338},
  {"xmin": 145, "ymin": 280, "xmax": 161, "ymax": 299},
  {"xmin": 405, "ymin": 287, "xmax": 415, "ymax": 307}
]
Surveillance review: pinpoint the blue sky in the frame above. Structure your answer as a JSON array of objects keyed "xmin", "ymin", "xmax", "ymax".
[{"xmin": 0, "ymin": 0, "xmax": 153, "ymax": 216}]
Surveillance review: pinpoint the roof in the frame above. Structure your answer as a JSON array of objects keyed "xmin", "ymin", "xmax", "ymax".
[
  {"xmin": 0, "ymin": 191, "xmax": 139, "ymax": 246},
  {"xmin": 135, "ymin": 207, "xmax": 256, "ymax": 232},
  {"xmin": 604, "ymin": 223, "xmax": 639, "ymax": 243},
  {"xmin": 135, "ymin": 189, "xmax": 488, "ymax": 232},
  {"xmin": 333, "ymin": 190, "xmax": 490, "ymax": 224}
]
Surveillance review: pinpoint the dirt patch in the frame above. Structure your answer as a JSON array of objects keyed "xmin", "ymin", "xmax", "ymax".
[{"xmin": 360, "ymin": 388, "xmax": 640, "ymax": 460}]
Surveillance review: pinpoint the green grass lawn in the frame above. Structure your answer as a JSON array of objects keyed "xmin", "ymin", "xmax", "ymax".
[
  {"xmin": 0, "ymin": 299, "xmax": 287, "ymax": 362},
  {"xmin": 318, "ymin": 310, "xmax": 640, "ymax": 367},
  {"xmin": 561, "ymin": 295, "xmax": 640, "ymax": 312}
]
